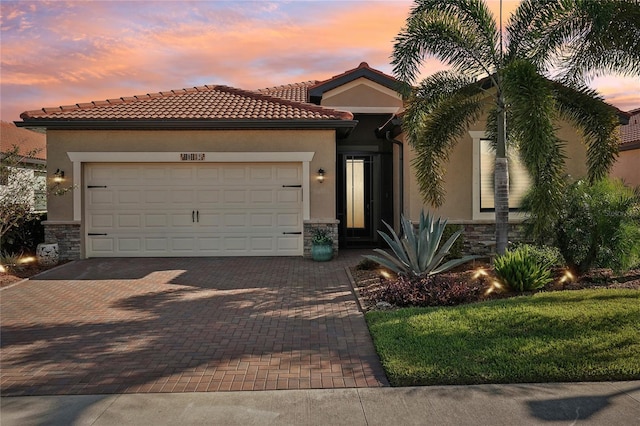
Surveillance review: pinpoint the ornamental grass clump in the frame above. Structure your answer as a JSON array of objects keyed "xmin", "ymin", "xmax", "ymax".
[
  {"xmin": 363, "ymin": 210, "xmax": 477, "ymax": 277},
  {"xmin": 493, "ymin": 245, "xmax": 553, "ymax": 292}
]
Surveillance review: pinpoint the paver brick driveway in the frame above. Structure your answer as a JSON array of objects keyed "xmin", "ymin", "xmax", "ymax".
[{"xmin": 1, "ymin": 251, "xmax": 388, "ymax": 396}]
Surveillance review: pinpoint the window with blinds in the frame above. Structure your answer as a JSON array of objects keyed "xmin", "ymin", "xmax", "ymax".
[{"xmin": 479, "ymin": 139, "xmax": 532, "ymax": 211}]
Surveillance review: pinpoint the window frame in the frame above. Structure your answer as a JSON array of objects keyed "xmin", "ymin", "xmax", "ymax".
[{"xmin": 470, "ymin": 131, "xmax": 528, "ymax": 221}]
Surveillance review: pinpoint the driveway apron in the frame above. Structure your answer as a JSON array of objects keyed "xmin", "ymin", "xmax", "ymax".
[{"xmin": 0, "ymin": 251, "xmax": 388, "ymax": 396}]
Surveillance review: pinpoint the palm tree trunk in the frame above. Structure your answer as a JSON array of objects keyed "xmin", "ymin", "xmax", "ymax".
[{"xmin": 495, "ymin": 95, "xmax": 509, "ymax": 255}]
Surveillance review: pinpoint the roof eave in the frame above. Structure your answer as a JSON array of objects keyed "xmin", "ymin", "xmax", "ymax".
[
  {"xmin": 15, "ymin": 119, "xmax": 358, "ymax": 138},
  {"xmin": 620, "ymin": 141, "xmax": 640, "ymax": 151}
]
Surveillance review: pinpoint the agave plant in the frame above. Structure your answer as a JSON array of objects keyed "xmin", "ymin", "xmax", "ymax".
[{"xmin": 363, "ymin": 211, "xmax": 478, "ymax": 277}]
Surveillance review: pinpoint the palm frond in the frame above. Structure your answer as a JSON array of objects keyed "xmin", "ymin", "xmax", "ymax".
[
  {"xmin": 508, "ymin": 0, "xmax": 640, "ymax": 83},
  {"xmin": 550, "ymin": 81, "xmax": 620, "ymax": 182},
  {"xmin": 503, "ymin": 60, "xmax": 567, "ymax": 239},
  {"xmin": 404, "ymin": 71, "xmax": 484, "ymax": 206},
  {"xmin": 392, "ymin": 0, "xmax": 500, "ymax": 88}
]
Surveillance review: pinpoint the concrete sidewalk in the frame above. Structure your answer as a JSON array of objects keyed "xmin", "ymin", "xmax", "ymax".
[{"xmin": 2, "ymin": 381, "xmax": 639, "ymax": 425}]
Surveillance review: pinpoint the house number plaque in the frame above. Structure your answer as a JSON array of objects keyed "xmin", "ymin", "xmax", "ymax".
[{"xmin": 180, "ymin": 153, "xmax": 206, "ymax": 161}]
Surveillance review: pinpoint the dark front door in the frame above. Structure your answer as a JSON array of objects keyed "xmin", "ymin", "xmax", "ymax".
[
  {"xmin": 337, "ymin": 153, "xmax": 393, "ymax": 247},
  {"xmin": 343, "ymin": 154, "xmax": 373, "ymax": 241}
]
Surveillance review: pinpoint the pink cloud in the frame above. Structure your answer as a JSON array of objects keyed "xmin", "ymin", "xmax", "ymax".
[{"xmin": 1, "ymin": 0, "xmax": 637, "ymax": 122}]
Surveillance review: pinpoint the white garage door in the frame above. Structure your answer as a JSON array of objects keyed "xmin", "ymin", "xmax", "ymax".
[{"xmin": 85, "ymin": 163, "xmax": 303, "ymax": 257}]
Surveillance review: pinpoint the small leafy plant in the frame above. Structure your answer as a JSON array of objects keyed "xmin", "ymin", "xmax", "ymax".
[
  {"xmin": 363, "ymin": 210, "xmax": 478, "ymax": 277},
  {"xmin": 356, "ymin": 258, "xmax": 380, "ymax": 271},
  {"xmin": 0, "ymin": 251, "xmax": 25, "ymax": 273},
  {"xmin": 311, "ymin": 228, "xmax": 332, "ymax": 246},
  {"xmin": 493, "ymin": 246, "xmax": 553, "ymax": 292},
  {"xmin": 512, "ymin": 243, "xmax": 564, "ymax": 268}
]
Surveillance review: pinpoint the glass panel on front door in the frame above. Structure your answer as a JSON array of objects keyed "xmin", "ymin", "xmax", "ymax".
[{"xmin": 346, "ymin": 158, "xmax": 365, "ymax": 229}]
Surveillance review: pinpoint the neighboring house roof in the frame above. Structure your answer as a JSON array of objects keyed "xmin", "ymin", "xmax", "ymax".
[
  {"xmin": 17, "ymin": 85, "xmax": 356, "ymax": 135},
  {"xmin": 256, "ymin": 81, "xmax": 319, "ymax": 103},
  {"xmin": 620, "ymin": 107, "xmax": 640, "ymax": 151},
  {"xmin": 1, "ymin": 121, "xmax": 46, "ymax": 161}
]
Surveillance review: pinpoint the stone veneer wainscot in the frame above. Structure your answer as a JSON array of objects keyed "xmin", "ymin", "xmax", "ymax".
[{"xmin": 43, "ymin": 221, "xmax": 81, "ymax": 260}]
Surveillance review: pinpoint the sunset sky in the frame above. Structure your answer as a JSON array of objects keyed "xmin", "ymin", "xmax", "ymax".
[{"xmin": 1, "ymin": 0, "xmax": 638, "ymax": 122}]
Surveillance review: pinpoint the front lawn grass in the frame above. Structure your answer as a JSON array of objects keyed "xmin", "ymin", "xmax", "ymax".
[{"xmin": 365, "ymin": 289, "xmax": 640, "ymax": 386}]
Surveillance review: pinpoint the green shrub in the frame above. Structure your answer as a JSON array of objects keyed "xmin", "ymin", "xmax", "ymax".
[
  {"xmin": 356, "ymin": 258, "xmax": 380, "ymax": 271},
  {"xmin": 493, "ymin": 246, "xmax": 553, "ymax": 292},
  {"xmin": 553, "ymin": 179, "xmax": 640, "ymax": 275},
  {"xmin": 512, "ymin": 243, "xmax": 563, "ymax": 267},
  {"xmin": 0, "ymin": 213, "xmax": 46, "ymax": 254},
  {"xmin": 363, "ymin": 210, "xmax": 478, "ymax": 277}
]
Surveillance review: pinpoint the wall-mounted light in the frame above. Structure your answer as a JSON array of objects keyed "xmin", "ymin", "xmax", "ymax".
[
  {"xmin": 317, "ymin": 168, "xmax": 325, "ymax": 183},
  {"xmin": 53, "ymin": 169, "xmax": 65, "ymax": 183}
]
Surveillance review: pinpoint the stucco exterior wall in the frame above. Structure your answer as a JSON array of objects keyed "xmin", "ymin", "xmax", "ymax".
[
  {"xmin": 320, "ymin": 78, "xmax": 403, "ymax": 109},
  {"xmin": 46, "ymin": 129, "xmax": 337, "ymax": 222},
  {"xmin": 611, "ymin": 149, "xmax": 640, "ymax": 187},
  {"xmin": 404, "ymin": 113, "xmax": 590, "ymax": 223}
]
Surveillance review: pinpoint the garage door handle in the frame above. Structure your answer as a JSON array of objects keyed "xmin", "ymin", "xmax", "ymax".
[
  {"xmin": 196, "ymin": 210, "xmax": 199, "ymax": 222},
  {"xmin": 88, "ymin": 233, "xmax": 108, "ymax": 236},
  {"xmin": 282, "ymin": 232, "xmax": 302, "ymax": 235},
  {"xmin": 282, "ymin": 185, "xmax": 302, "ymax": 188},
  {"xmin": 192, "ymin": 210, "xmax": 195, "ymax": 223},
  {"xmin": 87, "ymin": 185, "xmax": 107, "ymax": 188}
]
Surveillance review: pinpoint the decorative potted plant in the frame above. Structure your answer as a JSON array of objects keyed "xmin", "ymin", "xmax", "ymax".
[{"xmin": 311, "ymin": 228, "xmax": 333, "ymax": 261}]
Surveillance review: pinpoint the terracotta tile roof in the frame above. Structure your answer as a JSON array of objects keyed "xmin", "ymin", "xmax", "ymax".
[
  {"xmin": 1, "ymin": 121, "xmax": 46, "ymax": 160},
  {"xmin": 309, "ymin": 62, "xmax": 399, "ymax": 92},
  {"xmin": 620, "ymin": 108, "xmax": 640, "ymax": 150},
  {"xmin": 20, "ymin": 85, "xmax": 353, "ymax": 121},
  {"xmin": 256, "ymin": 81, "xmax": 319, "ymax": 103}
]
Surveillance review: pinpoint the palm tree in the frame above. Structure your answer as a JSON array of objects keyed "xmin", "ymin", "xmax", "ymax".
[{"xmin": 392, "ymin": 0, "xmax": 640, "ymax": 254}]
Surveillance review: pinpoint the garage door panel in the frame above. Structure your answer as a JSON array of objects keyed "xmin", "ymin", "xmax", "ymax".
[
  {"xmin": 118, "ymin": 191, "xmax": 143, "ymax": 204},
  {"xmin": 250, "ymin": 190, "xmax": 274, "ymax": 203},
  {"xmin": 223, "ymin": 190, "xmax": 247, "ymax": 203},
  {"xmin": 119, "ymin": 238, "xmax": 142, "ymax": 252},
  {"xmin": 197, "ymin": 213, "xmax": 221, "ymax": 227},
  {"xmin": 86, "ymin": 163, "xmax": 303, "ymax": 257},
  {"xmin": 89, "ymin": 214, "xmax": 114, "ymax": 228},
  {"xmin": 145, "ymin": 214, "xmax": 168, "ymax": 227},
  {"xmin": 171, "ymin": 191, "xmax": 195, "ymax": 204},
  {"xmin": 89, "ymin": 238, "xmax": 114, "ymax": 253},
  {"xmin": 222, "ymin": 167, "xmax": 246, "ymax": 182},
  {"xmin": 196, "ymin": 167, "xmax": 220, "ymax": 180},
  {"xmin": 277, "ymin": 189, "xmax": 301, "ymax": 204},
  {"xmin": 171, "ymin": 238, "xmax": 196, "ymax": 252},
  {"xmin": 250, "ymin": 167, "xmax": 274, "ymax": 181},
  {"xmin": 118, "ymin": 214, "xmax": 141, "ymax": 228},
  {"xmin": 197, "ymin": 190, "xmax": 220, "ymax": 203},
  {"xmin": 144, "ymin": 190, "xmax": 168, "ymax": 203},
  {"xmin": 143, "ymin": 168, "xmax": 168, "ymax": 180},
  {"xmin": 88, "ymin": 190, "xmax": 113, "ymax": 206},
  {"xmin": 172, "ymin": 213, "xmax": 197, "ymax": 227}
]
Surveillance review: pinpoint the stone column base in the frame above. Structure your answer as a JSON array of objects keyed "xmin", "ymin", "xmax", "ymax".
[{"xmin": 42, "ymin": 221, "xmax": 81, "ymax": 260}]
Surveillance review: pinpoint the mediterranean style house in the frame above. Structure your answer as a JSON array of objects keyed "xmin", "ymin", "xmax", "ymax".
[{"xmin": 15, "ymin": 62, "xmax": 628, "ymax": 260}]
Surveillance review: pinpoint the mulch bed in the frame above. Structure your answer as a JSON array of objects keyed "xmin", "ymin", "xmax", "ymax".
[
  {"xmin": 0, "ymin": 261, "xmax": 69, "ymax": 288},
  {"xmin": 350, "ymin": 265, "xmax": 640, "ymax": 311}
]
